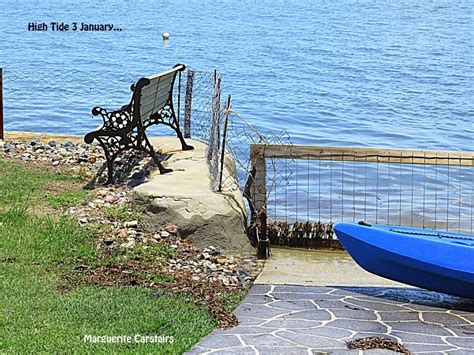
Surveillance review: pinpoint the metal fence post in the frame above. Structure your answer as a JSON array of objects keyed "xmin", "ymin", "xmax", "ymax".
[
  {"xmin": 212, "ymin": 70, "xmax": 221, "ymax": 151},
  {"xmin": 218, "ymin": 95, "xmax": 232, "ymax": 191},
  {"xmin": 250, "ymin": 144, "xmax": 269, "ymax": 258},
  {"xmin": 208, "ymin": 72, "xmax": 221, "ymax": 162},
  {"xmin": 0, "ymin": 68, "xmax": 3, "ymax": 140},
  {"xmin": 184, "ymin": 69, "xmax": 194, "ymax": 138}
]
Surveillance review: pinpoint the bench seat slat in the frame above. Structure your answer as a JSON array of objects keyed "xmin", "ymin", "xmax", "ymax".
[
  {"xmin": 140, "ymin": 89, "xmax": 170, "ymax": 108},
  {"xmin": 145, "ymin": 64, "xmax": 185, "ymax": 81},
  {"xmin": 140, "ymin": 94, "xmax": 170, "ymax": 119},
  {"xmin": 141, "ymin": 74, "xmax": 175, "ymax": 98}
]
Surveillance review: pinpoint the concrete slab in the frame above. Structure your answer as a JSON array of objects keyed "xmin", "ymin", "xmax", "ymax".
[{"xmin": 255, "ymin": 247, "xmax": 407, "ymax": 287}]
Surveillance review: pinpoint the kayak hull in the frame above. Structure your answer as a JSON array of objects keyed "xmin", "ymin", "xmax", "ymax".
[{"xmin": 333, "ymin": 223, "xmax": 474, "ymax": 299}]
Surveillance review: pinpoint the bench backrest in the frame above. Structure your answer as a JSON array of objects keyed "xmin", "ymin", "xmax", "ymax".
[{"xmin": 137, "ymin": 64, "xmax": 185, "ymax": 122}]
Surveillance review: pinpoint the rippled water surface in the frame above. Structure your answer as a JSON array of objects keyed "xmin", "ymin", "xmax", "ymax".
[{"xmin": 0, "ymin": 1, "xmax": 472, "ymax": 150}]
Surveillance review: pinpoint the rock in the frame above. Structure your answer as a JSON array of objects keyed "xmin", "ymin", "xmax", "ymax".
[
  {"xmin": 131, "ymin": 170, "xmax": 145, "ymax": 180},
  {"xmin": 79, "ymin": 217, "xmax": 88, "ymax": 224},
  {"xmin": 160, "ymin": 231, "xmax": 170, "ymax": 238},
  {"xmin": 32, "ymin": 145, "xmax": 45, "ymax": 152},
  {"xmin": 63, "ymin": 141, "xmax": 75, "ymax": 149},
  {"xmin": 104, "ymin": 237, "xmax": 115, "ymax": 245},
  {"xmin": 104, "ymin": 195, "xmax": 119, "ymax": 204},
  {"xmin": 216, "ymin": 256, "xmax": 228, "ymax": 264},
  {"xmin": 124, "ymin": 220, "xmax": 138, "ymax": 228},
  {"xmin": 21, "ymin": 153, "xmax": 33, "ymax": 161},
  {"xmin": 78, "ymin": 155, "xmax": 89, "ymax": 163},
  {"xmin": 201, "ymin": 252, "xmax": 211, "ymax": 260},
  {"xmin": 92, "ymin": 199, "xmax": 104, "ymax": 206},
  {"xmin": 4, "ymin": 144, "xmax": 15, "ymax": 153},
  {"xmin": 127, "ymin": 229, "xmax": 137, "ymax": 236},
  {"xmin": 204, "ymin": 261, "xmax": 217, "ymax": 270},
  {"xmin": 48, "ymin": 140, "xmax": 57, "ymax": 147},
  {"xmin": 52, "ymin": 161, "xmax": 60, "ymax": 166},
  {"xmin": 164, "ymin": 223, "xmax": 178, "ymax": 234},
  {"xmin": 120, "ymin": 240, "xmax": 135, "ymax": 248},
  {"xmin": 207, "ymin": 246, "xmax": 220, "ymax": 256}
]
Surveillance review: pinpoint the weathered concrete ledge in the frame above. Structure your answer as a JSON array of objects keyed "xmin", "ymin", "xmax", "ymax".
[{"xmin": 134, "ymin": 137, "xmax": 253, "ymax": 253}]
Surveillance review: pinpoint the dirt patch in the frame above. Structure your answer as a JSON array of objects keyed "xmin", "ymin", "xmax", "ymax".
[
  {"xmin": 43, "ymin": 180, "xmax": 83, "ymax": 194},
  {"xmin": 62, "ymin": 254, "xmax": 249, "ymax": 329}
]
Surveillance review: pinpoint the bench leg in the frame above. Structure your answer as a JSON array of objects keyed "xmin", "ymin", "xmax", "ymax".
[
  {"xmin": 143, "ymin": 134, "xmax": 172, "ymax": 174},
  {"xmin": 105, "ymin": 158, "xmax": 114, "ymax": 185},
  {"xmin": 176, "ymin": 129, "xmax": 194, "ymax": 151},
  {"xmin": 94, "ymin": 137, "xmax": 119, "ymax": 185}
]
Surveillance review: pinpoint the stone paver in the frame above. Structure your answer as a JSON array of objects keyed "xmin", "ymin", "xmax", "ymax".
[{"xmin": 187, "ymin": 285, "xmax": 474, "ymax": 354}]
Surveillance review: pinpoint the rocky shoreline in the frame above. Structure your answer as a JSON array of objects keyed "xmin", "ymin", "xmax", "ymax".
[{"xmin": 1, "ymin": 138, "xmax": 264, "ymax": 328}]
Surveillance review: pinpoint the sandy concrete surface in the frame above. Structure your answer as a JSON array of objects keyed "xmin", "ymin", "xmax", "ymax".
[{"xmin": 255, "ymin": 247, "xmax": 407, "ymax": 287}]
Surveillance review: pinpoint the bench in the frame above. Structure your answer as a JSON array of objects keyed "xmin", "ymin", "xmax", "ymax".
[{"xmin": 84, "ymin": 64, "xmax": 193, "ymax": 184}]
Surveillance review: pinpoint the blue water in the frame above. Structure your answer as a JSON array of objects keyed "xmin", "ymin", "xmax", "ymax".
[{"xmin": 0, "ymin": 0, "xmax": 472, "ymax": 150}]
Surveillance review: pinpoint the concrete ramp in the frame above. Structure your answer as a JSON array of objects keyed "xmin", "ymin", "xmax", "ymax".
[{"xmin": 256, "ymin": 247, "xmax": 406, "ymax": 287}]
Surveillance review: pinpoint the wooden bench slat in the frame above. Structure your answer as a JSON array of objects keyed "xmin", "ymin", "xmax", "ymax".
[
  {"xmin": 140, "ymin": 89, "xmax": 170, "ymax": 109},
  {"xmin": 140, "ymin": 94, "xmax": 170, "ymax": 120},
  {"xmin": 146, "ymin": 64, "xmax": 185, "ymax": 81},
  {"xmin": 141, "ymin": 75, "xmax": 175, "ymax": 99}
]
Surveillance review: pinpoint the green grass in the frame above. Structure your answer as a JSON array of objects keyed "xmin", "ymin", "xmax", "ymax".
[
  {"xmin": 45, "ymin": 189, "xmax": 93, "ymax": 208},
  {"xmin": 103, "ymin": 204, "xmax": 143, "ymax": 222},
  {"xmin": 219, "ymin": 291, "xmax": 248, "ymax": 312},
  {"xmin": 0, "ymin": 159, "xmax": 218, "ymax": 353},
  {"xmin": 127, "ymin": 243, "xmax": 178, "ymax": 263}
]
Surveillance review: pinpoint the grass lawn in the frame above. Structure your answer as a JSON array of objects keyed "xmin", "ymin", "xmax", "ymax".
[{"xmin": 0, "ymin": 159, "xmax": 218, "ymax": 353}]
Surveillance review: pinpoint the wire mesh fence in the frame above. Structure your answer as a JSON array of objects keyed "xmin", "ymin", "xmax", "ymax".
[
  {"xmin": 268, "ymin": 157, "xmax": 474, "ymax": 233},
  {"xmin": 219, "ymin": 111, "xmax": 293, "ymax": 193},
  {"xmin": 248, "ymin": 145, "xmax": 474, "ymax": 250},
  {"xmin": 178, "ymin": 67, "xmax": 293, "ymax": 193},
  {"xmin": 179, "ymin": 69, "xmax": 221, "ymax": 142}
]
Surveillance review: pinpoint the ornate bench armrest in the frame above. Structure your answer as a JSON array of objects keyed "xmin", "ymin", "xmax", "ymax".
[{"xmin": 85, "ymin": 105, "xmax": 133, "ymax": 144}]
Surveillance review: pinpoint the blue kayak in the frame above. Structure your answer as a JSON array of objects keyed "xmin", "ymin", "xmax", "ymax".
[{"xmin": 333, "ymin": 222, "xmax": 474, "ymax": 299}]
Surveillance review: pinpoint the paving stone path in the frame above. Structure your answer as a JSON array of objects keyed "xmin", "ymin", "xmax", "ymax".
[{"xmin": 188, "ymin": 285, "xmax": 474, "ymax": 354}]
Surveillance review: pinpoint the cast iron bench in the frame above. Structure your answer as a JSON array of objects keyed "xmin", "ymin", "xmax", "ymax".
[{"xmin": 84, "ymin": 64, "xmax": 193, "ymax": 184}]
